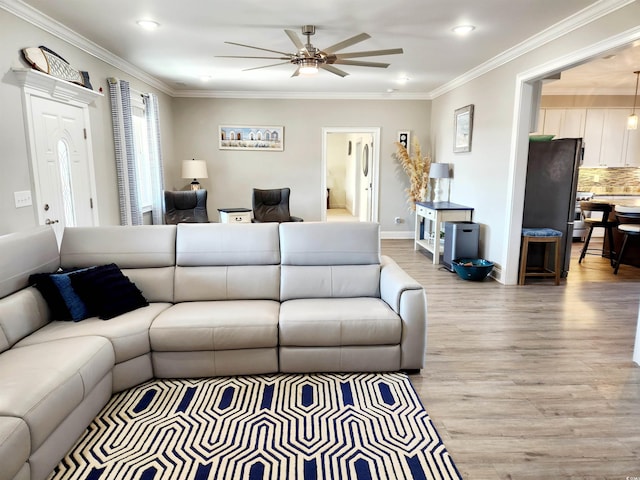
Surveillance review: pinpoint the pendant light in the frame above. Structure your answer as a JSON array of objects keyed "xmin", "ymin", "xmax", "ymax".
[{"xmin": 628, "ymin": 70, "xmax": 640, "ymax": 130}]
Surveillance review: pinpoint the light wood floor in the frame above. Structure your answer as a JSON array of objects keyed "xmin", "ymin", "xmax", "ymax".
[{"xmin": 381, "ymin": 239, "xmax": 640, "ymax": 480}]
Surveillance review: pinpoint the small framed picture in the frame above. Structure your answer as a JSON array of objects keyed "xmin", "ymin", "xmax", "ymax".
[
  {"xmin": 397, "ymin": 131, "xmax": 410, "ymax": 154},
  {"xmin": 453, "ymin": 105, "xmax": 474, "ymax": 153}
]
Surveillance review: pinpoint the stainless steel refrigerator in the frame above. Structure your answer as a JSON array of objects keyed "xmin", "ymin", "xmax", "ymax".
[{"xmin": 522, "ymin": 137, "xmax": 583, "ymax": 278}]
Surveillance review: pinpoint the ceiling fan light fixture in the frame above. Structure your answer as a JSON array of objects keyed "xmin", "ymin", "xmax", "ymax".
[{"xmin": 299, "ymin": 58, "xmax": 319, "ymax": 75}]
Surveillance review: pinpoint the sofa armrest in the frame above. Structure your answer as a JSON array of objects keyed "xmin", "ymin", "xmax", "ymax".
[{"xmin": 380, "ymin": 255, "xmax": 427, "ymax": 370}]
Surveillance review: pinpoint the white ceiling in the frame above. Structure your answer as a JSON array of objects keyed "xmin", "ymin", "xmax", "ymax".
[{"xmin": 10, "ymin": 0, "xmax": 640, "ymax": 97}]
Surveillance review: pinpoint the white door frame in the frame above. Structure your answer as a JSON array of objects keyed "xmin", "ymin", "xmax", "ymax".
[
  {"xmin": 503, "ymin": 28, "xmax": 640, "ymax": 285},
  {"xmin": 321, "ymin": 127, "xmax": 380, "ymax": 222},
  {"xmin": 15, "ymin": 69, "xmax": 100, "ymax": 234}
]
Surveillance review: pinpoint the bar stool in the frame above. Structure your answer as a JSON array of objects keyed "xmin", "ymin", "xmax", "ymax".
[
  {"xmin": 519, "ymin": 228, "xmax": 562, "ymax": 285},
  {"xmin": 613, "ymin": 205, "xmax": 640, "ymax": 275},
  {"xmin": 578, "ymin": 201, "xmax": 616, "ymax": 266}
]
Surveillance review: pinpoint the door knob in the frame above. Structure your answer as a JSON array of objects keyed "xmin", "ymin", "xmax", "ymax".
[{"xmin": 45, "ymin": 219, "xmax": 59, "ymax": 225}]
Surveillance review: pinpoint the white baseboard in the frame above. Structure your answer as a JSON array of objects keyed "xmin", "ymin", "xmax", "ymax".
[{"xmin": 380, "ymin": 230, "xmax": 414, "ymax": 240}]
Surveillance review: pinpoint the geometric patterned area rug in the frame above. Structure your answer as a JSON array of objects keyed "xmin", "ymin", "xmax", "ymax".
[{"xmin": 49, "ymin": 373, "xmax": 461, "ymax": 480}]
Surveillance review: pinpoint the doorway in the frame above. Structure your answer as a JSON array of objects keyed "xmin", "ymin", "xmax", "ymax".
[
  {"xmin": 322, "ymin": 127, "xmax": 380, "ymax": 222},
  {"xmin": 505, "ymin": 33, "xmax": 640, "ymax": 284}
]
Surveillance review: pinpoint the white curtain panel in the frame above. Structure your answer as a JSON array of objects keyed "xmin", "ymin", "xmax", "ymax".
[
  {"xmin": 108, "ymin": 78, "xmax": 142, "ymax": 225},
  {"xmin": 143, "ymin": 93, "xmax": 165, "ymax": 225}
]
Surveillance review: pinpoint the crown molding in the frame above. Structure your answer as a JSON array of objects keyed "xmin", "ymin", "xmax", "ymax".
[
  {"xmin": 0, "ymin": 0, "xmax": 174, "ymax": 95},
  {"xmin": 428, "ymin": 0, "xmax": 637, "ymax": 99},
  {"xmin": 172, "ymin": 89, "xmax": 432, "ymax": 100}
]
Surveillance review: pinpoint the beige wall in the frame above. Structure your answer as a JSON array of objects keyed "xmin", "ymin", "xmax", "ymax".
[
  {"xmin": 430, "ymin": 1, "xmax": 640, "ymax": 284},
  {"xmin": 170, "ymin": 98, "xmax": 430, "ymax": 231},
  {"xmin": 0, "ymin": 8, "xmax": 174, "ymax": 235},
  {"xmin": 541, "ymin": 95, "xmax": 636, "ymax": 108}
]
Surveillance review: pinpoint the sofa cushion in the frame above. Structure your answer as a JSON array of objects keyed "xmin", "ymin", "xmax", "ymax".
[
  {"xmin": 176, "ymin": 223, "xmax": 280, "ymax": 266},
  {"xmin": 69, "ymin": 263, "xmax": 148, "ymax": 319},
  {"xmin": 279, "ymin": 222, "xmax": 380, "ymax": 266},
  {"xmin": 60, "ymin": 225, "xmax": 177, "ymax": 269},
  {"xmin": 0, "ymin": 416, "xmax": 30, "ymax": 480},
  {"xmin": 0, "ymin": 226, "xmax": 59, "ymax": 301},
  {"xmin": 174, "ymin": 265, "xmax": 280, "ymax": 302},
  {"xmin": 280, "ymin": 264, "xmax": 380, "ymax": 301},
  {"xmin": 279, "ymin": 298, "xmax": 401, "ymax": 347},
  {"xmin": 150, "ymin": 301, "xmax": 280, "ymax": 352},
  {"xmin": 0, "ymin": 288, "xmax": 50, "ymax": 353},
  {"xmin": 0, "ymin": 336, "xmax": 114, "ymax": 452},
  {"xmin": 15, "ymin": 303, "xmax": 171, "ymax": 364}
]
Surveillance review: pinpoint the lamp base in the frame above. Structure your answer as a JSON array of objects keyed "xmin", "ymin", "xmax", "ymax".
[{"xmin": 190, "ymin": 179, "xmax": 201, "ymax": 191}]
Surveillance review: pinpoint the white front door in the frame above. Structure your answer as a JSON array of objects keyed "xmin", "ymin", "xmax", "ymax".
[{"xmin": 30, "ymin": 97, "xmax": 95, "ymax": 242}]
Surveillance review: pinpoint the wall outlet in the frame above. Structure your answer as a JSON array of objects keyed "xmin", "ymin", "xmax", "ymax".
[
  {"xmin": 394, "ymin": 216, "xmax": 403, "ymax": 224},
  {"xmin": 14, "ymin": 190, "xmax": 32, "ymax": 208}
]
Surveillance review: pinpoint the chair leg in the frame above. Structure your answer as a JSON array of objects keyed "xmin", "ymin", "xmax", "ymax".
[
  {"xmin": 554, "ymin": 237, "xmax": 561, "ymax": 285},
  {"xmin": 518, "ymin": 237, "xmax": 529, "ymax": 285},
  {"xmin": 606, "ymin": 225, "xmax": 616, "ymax": 266},
  {"xmin": 579, "ymin": 226, "xmax": 593, "ymax": 264},
  {"xmin": 614, "ymin": 234, "xmax": 629, "ymax": 275}
]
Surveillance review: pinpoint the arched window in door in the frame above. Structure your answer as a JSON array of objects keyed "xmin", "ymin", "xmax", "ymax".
[{"xmin": 57, "ymin": 138, "xmax": 77, "ymax": 227}]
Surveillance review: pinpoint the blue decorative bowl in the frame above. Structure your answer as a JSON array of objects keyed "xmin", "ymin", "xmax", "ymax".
[{"xmin": 452, "ymin": 258, "xmax": 494, "ymax": 281}]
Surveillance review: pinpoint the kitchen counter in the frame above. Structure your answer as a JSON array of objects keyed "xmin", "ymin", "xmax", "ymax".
[{"xmin": 593, "ymin": 196, "xmax": 640, "ymax": 208}]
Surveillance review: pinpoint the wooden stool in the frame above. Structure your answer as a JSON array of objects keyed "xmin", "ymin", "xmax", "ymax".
[{"xmin": 519, "ymin": 228, "xmax": 562, "ymax": 285}]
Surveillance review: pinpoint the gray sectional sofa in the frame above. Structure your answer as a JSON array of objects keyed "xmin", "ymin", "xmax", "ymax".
[{"xmin": 0, "ymin": 221, "xmax": 427, "ymax": 480}]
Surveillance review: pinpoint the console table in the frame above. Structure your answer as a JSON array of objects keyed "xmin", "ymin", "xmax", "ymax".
[{"xmin": 414, "ymin": 201, "xmax": 474, "ymax": 264}]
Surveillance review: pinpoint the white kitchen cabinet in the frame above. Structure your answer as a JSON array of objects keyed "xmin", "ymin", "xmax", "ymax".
[
  {"xmin": 539, "ymin": 107, "xmax": 639, "ymax": 167},
  {"xmin": 625, "ymin": 124, "xmax": 640, "ymax": 166},
  {"xmin": 582, "ymin": 109, "xmax": 605, "ymax": 166},
  {"xmin": 600, "ymin": 109, "xmax": 628, "ymax": 166},
  {"xmin": 540, "ymin": 108, "xmax": 586, "ymax": 138}
]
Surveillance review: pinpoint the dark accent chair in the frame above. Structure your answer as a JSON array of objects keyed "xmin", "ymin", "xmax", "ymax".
[
  {"xmin": 252, "ymin": 188, "xmax": 303, "ymax": 223},
  {"xmin": 164, "ymin": 190, "xmax": 209, "ymax": 224}
]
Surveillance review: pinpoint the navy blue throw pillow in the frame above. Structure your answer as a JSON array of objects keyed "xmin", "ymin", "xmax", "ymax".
[
  {"xmin": 69, "ymin": 263, "xmax": 148, "ymax": 320},
  {"xmin": 29, "ymin": 268, "xmax": 92, "ymax": 321}
]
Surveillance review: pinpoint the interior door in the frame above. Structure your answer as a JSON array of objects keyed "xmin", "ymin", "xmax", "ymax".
[{"xmin": 30, "ymin": 97, "xmax": 95, "ymax": 242}]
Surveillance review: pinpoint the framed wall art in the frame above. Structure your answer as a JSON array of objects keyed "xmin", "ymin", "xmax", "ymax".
[
  {"xmin": 219, "ymin": 125, "xmax": 284, "ymax": 151},
  {"xmin": 453, "ymin": 105, "xmax": 474, "ymax": 153}
]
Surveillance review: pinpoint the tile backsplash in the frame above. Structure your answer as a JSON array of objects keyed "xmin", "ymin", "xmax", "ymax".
[{"xmin": 578, "ymin": 167, "xmax": 640, "ymax": 195}]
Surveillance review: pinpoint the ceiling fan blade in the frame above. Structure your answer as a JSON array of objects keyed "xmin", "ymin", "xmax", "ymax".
[
  {"xmin": 224, "ymin": 41, "xmax": 292, "ymax": 57},
  {"xmin": 320, "ymin": 64, "xmax": 350, "ymax": 77},
  {"xmin": 216, "ymin": 55, "xmax": 291, "ymax": 60},
  {"xmin": 333, "ymin": 59, "xmax": 390, "ymax": 68},
  {"xmin": 242, "ymin": 62, "xmax": 291, "ymax": 72},
  {"xmin": 291, "ymin": 67, "xmax": 301, "ymax": 78},
  {"xmin": 335, "ymin": 48, "xmax": 403, "ymax": 59},
  {"xmin": 323, "ymin": 33, "xmax": 371, "ymax": 54},
  {"xmin": 285, "ymin": 29, "xmax": 307, "ymax": 53}
]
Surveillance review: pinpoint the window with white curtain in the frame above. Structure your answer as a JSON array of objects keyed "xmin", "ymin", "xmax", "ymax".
[{"xmin": 131, "ymin": 94, "xmax": 152, "ymax": 212}]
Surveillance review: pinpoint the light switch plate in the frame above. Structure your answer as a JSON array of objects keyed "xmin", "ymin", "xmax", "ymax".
[{"xmin": 14, "ymin": 190, "xmax": 32, "ymax": 208}]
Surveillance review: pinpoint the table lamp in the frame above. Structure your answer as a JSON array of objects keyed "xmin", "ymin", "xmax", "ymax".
[
  {"xmin": 182, "ymin": 159, "xmax": 208, "ymax": 190},
  {"xmin": 429, "ymin": 163, "xmax": 450, "ymax": 203}
]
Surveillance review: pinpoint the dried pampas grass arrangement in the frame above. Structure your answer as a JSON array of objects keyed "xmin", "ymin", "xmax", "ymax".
[{"xmin": 394, "ymin": 136, "xmax": 432, "ymax": 210}]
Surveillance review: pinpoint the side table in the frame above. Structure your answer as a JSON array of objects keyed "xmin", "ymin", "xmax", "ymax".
[
  {"xmin": 218, "ymin": 208, "xmax": 252, "ymax": 223},
  {"xmin": 414, "ymin": 201, "xmax": 474, "ymax": 265}
]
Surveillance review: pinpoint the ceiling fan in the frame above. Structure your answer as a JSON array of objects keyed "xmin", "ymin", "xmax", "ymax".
[{"xmin": 217, "ymin": 25, "xmax": 403, "ymax": 77}]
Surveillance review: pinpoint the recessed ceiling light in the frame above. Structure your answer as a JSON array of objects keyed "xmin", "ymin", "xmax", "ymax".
[
  {"xmin": 452, "ymin": 25, "xmax": 475, "ymax": 35},
  {"xmin": 137, "ymin": 20, "xmax": 160, "ymax": 31},
  {"xmin": 396, "ymin": 77, "xmax": 410, "ymax": 84},
  {"xmin": 200, "ymin": 75, "xmax": 214, "ymax": 82}
]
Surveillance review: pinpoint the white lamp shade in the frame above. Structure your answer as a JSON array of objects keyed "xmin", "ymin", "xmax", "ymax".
[
  {"xmin": 429, "ymin": 163, "xmax": 450, "ymax": 179},
  {"xmin": 181, "ymin": 159, "xmax": 208, "ymax": 179},
  {"xmin": 628, "ymin": 113, "xmax": 638, "ymax": 130}
]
